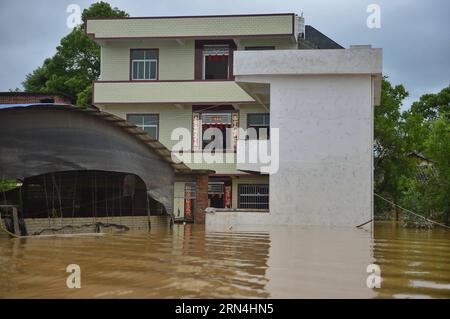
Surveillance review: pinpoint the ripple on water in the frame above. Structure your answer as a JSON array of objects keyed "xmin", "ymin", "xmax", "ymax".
[{"xmin": 0, "ymin": 222, "xmax": 449, "ymax": 298}]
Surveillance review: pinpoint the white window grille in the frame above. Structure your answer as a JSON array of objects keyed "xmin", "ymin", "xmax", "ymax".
[{"xmin": 238, "ymin": 184, "xmax": 269, "ymax": 209}]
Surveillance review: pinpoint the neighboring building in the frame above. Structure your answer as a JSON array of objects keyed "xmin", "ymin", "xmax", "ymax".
[
  {"xmin": 0, "ymin": 92, "xmax": 72, "ymax": 105},
  {"xmin": 86, "ymin": 13, "xmax": 382, "ymax": 227},
  {"xmin": 408, "ymin": 151, "xmax": 434, "ymax": 182},
  {"xmin": 408, "ymin": 151, "xmax": 433, "ymax": 167}
]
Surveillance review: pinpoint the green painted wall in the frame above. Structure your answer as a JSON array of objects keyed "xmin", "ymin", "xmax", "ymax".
[
  {"xmin": 101, "ymin": 40, "xmax": 195, "ymax": 81},
  {"xmin": 100, "ymin": 103, "xmax": 268, "ymax": 174},
  {"xmin": 87, "ymin": 14, "xmax": 294, "ymax": 39},
  {"xmin": 100, "ymin": 38, "xmax": 297, "ymax": 82}
]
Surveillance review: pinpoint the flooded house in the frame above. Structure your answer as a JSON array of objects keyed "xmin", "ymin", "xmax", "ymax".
[
  {"xmin": 1, "ymin": 13, "xmax": 382, "ymax": 236},
  {"xmin": 85, "ymin": 13, "xmax": 382, "ymax": 227}
]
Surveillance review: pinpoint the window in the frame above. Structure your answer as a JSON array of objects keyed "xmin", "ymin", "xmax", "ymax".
[
  {"xmin": 127, "ymin": 114, "xmax": 159, "ymax": 139},
  {"xmin": 131, "ymin": 49, "xmax": 158, "ymax": 80},
  {"xmin": 192, "ymin": 109, "xmax": 239, "ymax": 151},
  {"xmin": 247, "ymin": 113, "xmax": 270, "ymax": 139},
  {"xmin": 203, "ymin": 45, "xmax": 229, "ymax": 80},
  {"xmin": 238, "ymin": 184, "xmax": 269, "ymax": 209},
  {"xmin": 201, "ymin": 112, "xmax": 233, "ymax": 150},
  {"xmin": 244, "ymin": 46, "xmax": 275, "ymax": 50},
  {"xmin": 208, "ymin": 182, "xmax": 224, "ymax": 195}
]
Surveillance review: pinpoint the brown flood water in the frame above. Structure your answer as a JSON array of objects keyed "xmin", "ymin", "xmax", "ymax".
[{"xmin": 0, "ymin": 221, "xmax": 449, "ymax": 298}]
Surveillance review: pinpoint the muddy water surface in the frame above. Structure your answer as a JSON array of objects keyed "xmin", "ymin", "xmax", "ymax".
[{"xmin": 0, "ymin": 222, "xmax": 449, "ymax": 298}]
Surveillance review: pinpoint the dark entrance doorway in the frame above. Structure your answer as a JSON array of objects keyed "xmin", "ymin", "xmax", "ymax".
[{"xmin": 208, "ymin": 176, "xmax": 232, "ymax": 209}]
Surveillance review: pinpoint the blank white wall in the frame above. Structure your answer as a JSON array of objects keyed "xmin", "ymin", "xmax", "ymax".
[{"xmin": 268, "ymin": 74, "xmax": 373, "ymax": 226}]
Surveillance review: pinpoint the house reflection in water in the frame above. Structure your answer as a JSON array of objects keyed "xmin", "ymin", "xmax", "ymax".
[{"xmin": 206, "ymin": 223, "xmax": 376, "ymax": 298}]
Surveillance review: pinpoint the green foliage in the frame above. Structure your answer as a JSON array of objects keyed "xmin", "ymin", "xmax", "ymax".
[
  {"xmin": 0, "ymin": 179, "xmax": 17, "ymax": 193},
  {"xmin": 398, "ymin": 86, "xmax": 450, "ymax": 222},
  {"xmin": 409, "ymin": 85, "xmax": 450, "ymax": 121},
  {"xmin": 22, "ymin": 2, "xmax": 128, "ymax": 106},
  {"xmin": 400, "ymin": 113, "xmax": 450, "ymax": 221},
  {"xmin": 76, "ymin": 85, "xmax": 93, "ymax": 108},
  {"xmin": 426, "ymin": 115, "xmax": 450, "ymax": 219},
  {"xmin": 402, "ymin": 85, "xmax": 450, "ymax": 153},
  {"xmin": 375, "ymin": 80, "xmax": 450, "ymax": 223},
  {"xmin": 374, "ymin": 78, "xmax": 413, "ymax": 212}
]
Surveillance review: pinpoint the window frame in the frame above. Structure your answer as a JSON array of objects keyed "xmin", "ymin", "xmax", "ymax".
[
  {"xmin": 194, "ymin": 40, "xmax": 236, "ymax": 80},
  {"xmin": 238, "ymin": 184, "xmax": 269, "ymax": 210},
  {"xmin": 202, "ymin": 44, "xmax": 230, "ymax": 80},
  {"xmin": 247, "ymin": 113, "xmax": 270, "ymax": 140},
  {"xmin": 126, "ymin": 113, "xmax": 160, "ymax": 140},
  {"xmin": 129, "ymin": 48, "xmax": 159, "ymax": 81},
  {"xmin": 192, "ymin": 109, "xmax": 239, "ymax": 152}
]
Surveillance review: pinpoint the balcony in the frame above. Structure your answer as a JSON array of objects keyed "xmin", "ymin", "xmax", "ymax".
[{"xmin": 93, "ymin": 80, "xmax": 255, "ymax": 106}]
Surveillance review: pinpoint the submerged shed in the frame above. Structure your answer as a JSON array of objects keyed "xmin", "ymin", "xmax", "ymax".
[{"xmin": 0, "ymin": 104, "xmax": 193, "ymax": 236}]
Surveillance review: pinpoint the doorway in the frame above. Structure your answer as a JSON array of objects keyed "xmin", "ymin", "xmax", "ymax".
[{"xmin": 208, "ymin": 177, "xmax": 232, "ymax": 208}]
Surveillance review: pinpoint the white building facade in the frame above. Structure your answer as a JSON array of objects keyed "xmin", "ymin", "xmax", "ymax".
[{"xmin": 207, "ymin": 47, "xmax": 382, "ymax": 227}]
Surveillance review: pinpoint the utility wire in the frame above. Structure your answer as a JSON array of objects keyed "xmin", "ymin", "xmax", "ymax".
[{"xmin": 374, "ymin": 192, "xmax": 450, "ymax": 230}]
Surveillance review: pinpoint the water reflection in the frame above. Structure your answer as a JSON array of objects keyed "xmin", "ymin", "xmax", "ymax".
[
  {"xmin": 373, "ymin": 222, "xmax": 450, "ymax": 299},
  {"xmin": 0, "ymin": 222, "xmax": 449, "ymax": 298}
]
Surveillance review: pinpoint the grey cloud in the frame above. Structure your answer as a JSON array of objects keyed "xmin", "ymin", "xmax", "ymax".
[{"xmin": 0, "ymin": 0, "xmax": 448, "ymax": 109}]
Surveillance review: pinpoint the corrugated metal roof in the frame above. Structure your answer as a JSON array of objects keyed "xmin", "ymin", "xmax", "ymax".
[{"xmin": 0, "ymin": 103, "xmax": 192, "ymax": 173}]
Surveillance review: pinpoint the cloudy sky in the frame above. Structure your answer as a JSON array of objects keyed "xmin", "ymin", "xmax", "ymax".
[{"xmin": 0, "ymin": 0, "xmax": 449, "ymax": 109}]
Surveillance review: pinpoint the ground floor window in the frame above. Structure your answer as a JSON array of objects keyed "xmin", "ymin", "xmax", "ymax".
[{"xmin": 238, "ymin": 184, "xmax": 269, "ymax": 209}]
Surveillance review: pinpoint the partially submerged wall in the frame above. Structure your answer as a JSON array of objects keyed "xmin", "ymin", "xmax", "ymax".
[
  {"xmin": 208, "ymin": 48, "xmax": 382, "ymax": 227},
  {"xmin": 1, "ymin": 216, "xmax": 171, "ymax": 237},
  {"xmin": 23, "ymin": 216, "xmax": 171, "ymax": 235}
]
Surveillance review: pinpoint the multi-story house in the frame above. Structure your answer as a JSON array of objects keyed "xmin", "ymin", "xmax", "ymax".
[
  {"xmin": 86, "ymin": 14, "xmax": 302, "ymax": 215},
  {"xmin": 86, "ymin": 13, "xmax": 382, "ymax": 227}
]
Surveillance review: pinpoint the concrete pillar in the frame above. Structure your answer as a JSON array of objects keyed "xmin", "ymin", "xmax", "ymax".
[
  {"xmin": 12, "ymin": 207, "xmax": 20, "ymax": 236},
  {"xmin": 195, "ymin": 174, "xmax": 208, "ymax": 224}
]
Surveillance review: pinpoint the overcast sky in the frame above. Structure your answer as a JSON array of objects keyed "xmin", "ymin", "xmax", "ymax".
[{"xmin": 0, "ymin": 0, "xmax": 449, "ymax": 109}]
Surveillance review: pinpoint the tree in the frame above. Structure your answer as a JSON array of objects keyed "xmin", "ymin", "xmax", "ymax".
[
  {"xmin": 0, "ymin": 179, "xmax": 17, "ymax": 193},
  {"xmin": 399, "ymin": 84, "xmax": 450, "ymax": 222},
  {"xmin": 425, "ymin": 114, "xmax": 450, "ymax": 220},
  {"xmin": 374, "ymin": 78, "xmax": 413, "ymax": 213},
  {"xmin": 375, "ymin": 81, "xmax": 450, "ymax": 224},
  {"xmin": 23, "ymin": 2, "xmax": 128, "ymax": 106},
  {"xmin": 402, "ymin": 85, "xmax": 450, "ymax": 153}
]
